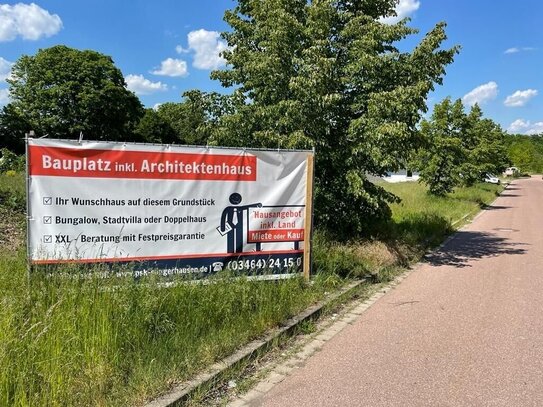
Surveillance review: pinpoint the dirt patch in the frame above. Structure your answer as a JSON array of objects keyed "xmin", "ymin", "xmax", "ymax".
[{"xmin": 352, "ymin": 241, "xmax": 398, "ymax": 271}]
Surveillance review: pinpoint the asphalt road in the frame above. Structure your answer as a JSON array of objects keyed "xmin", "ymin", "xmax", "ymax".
[{"xmin": 251, "ymin": 177, "xmax": 543, "ymax": 407}]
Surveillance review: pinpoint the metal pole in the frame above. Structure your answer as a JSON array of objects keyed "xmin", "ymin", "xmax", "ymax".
[
  {"xmin": 25, "ymin": 132, "xmax": 33, "ymax": 277},
  {"xmin": 309, "ymin": 147, "xmax": 316, "ymax": 278},
  {"xmin": 303, "ymin": 151, "xmax": 315, "ymax": 281}
]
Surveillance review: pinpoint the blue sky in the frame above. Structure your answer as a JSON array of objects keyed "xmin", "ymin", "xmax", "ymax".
[{"xmin": 0, "ymin": 0, "xmax": 541, "ymax": 134}]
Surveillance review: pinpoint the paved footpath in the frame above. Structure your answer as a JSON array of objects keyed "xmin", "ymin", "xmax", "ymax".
[{"xmin": 243, "ymin": 177, "xmax": 543, "ymax": 407}]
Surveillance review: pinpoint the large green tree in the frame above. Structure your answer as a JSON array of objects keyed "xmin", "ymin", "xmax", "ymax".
[
  {"xmin": 418, "ymin": 98, "xmax": 508, "ymax": 194},
  {"xmin": 211, "ymin": 0, "xmax": 458, "ymax": 234},
  {"xmin": 417, "ymin": 98, "xmax": 465, "ymax": 195},
  {"xmin": 5, "ymin": 45, "xmax": 143, "ymax": 140},
  {"xmin": 461, "ymin": 107, "xmax": 508, "ymax": 185}
]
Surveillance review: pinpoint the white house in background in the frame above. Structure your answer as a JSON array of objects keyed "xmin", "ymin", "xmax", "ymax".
[{"xmin": 382, "ymin": 169, "xmax": 420, "ymax": 183}]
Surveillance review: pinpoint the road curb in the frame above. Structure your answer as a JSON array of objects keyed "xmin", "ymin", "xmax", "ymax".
[{"xmin": 144, "ymin": 279, "xmax": 365, "ymax": 407}]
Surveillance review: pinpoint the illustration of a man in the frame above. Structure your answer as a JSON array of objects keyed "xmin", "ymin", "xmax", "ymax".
[{"xmin": 219, "ymin": 193, "xmax": 261, "ymax": 253}]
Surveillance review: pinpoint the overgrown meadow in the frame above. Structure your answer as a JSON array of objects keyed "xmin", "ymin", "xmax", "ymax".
[{"xmin": 0, "ymin": 173, "xmax": 502, "ymax": 406}]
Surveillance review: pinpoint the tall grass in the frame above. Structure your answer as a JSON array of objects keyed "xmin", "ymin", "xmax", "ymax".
[
  {"xmin": 0, "ymin": 251, "xmax": 341, "ymax": 406},
  {"xmin": 314, "ymin": 181, "xmax": 504, "ymax": 281},
  {"xmin": 0, "ymin": 173, "xmax": 26, "ymax": 252},
  {"xmin": 381, "ymin": 181, "xmax": 502, "ymax": 248},
  {"xmin": 0, "ymin": 172, "xmax": 25, "ymax": 212}
]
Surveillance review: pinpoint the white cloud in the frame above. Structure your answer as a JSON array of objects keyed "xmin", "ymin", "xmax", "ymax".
[
  {"xmin": 508, "ymin": 119, "xmax": 528, "ymax": 133},
  {"xmin": 504, "ymin": 46, "xmax": 536, "ymax": 55},
  {"xmin": 462, "ymin": 81, "xmax": 498, "ymax": 106},
  {"xmin": 504, "ymin": 89, "xmax": 538, "ymax": 107},
  {"xmin": 0, "ymin": 88, "xmax": 9, "ymax": 105},
  {"xmin": 175, "ymin": 45, "xmax": 189, "ymax": 54},
  {"xmin": 125, "ymin": 74, "xmax": 167, "ymax": 95},
  {"xmin": 505, "ymin": 47, "xmax": 520, "ymax": 54},
  {"xmin": 508, "ymin": 119, "xmax": 543, "ymax": 135},
  {"xmin": 151, "ymin": 58, "xmax": 188, "ymax": 77},
  {"xmin": 380, "ymin": 0, "xmax": 421, "ymax": 24},
  {"xmin": 180, "ymin": 29, "xmax": 227, "ymax": 70},
  {"xmin": 0, "ymin": 57, "xmax": 13, "ymax": 81},
  {"xmin": 153, "ymin": 103, "xmax": 162, "ymax": 111},
  {"xmin": 0, "ymin": 3, "xmax": 62, "ymax": 42}
]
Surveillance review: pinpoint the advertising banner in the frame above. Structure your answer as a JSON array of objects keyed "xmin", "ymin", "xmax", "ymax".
[{"xmin": 27, "ymin": 139, "xmax": 313, "ymax": 278}]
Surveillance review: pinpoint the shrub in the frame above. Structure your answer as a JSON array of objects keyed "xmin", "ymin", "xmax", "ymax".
[{"xmin": 0, "ymin": 148, "xmax": 25, "ymax": 173}]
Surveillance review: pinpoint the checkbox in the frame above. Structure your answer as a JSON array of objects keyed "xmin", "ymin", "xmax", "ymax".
[
  {"xmin": 43, "ymin": 216, "xmax": 52, "ymax": 224},
  {"xmin": 43, "ymin": 235, "xmax": 52, "ymax": 244},
  {"xmin": 43, "ymin": 197, "xmax": 52, "ymax": 205}
]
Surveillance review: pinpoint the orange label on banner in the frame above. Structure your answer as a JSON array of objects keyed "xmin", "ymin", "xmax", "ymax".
[{"xmin": 28, "ymin": 146, "xmax": 257, "ymax": 181}]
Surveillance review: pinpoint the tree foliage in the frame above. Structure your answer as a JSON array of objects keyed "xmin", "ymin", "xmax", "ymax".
[
  {"xmin": 0, "ymin": 148, "xmax": 25, "ymax": 173},
  {"xmin": 156, "ymin": 91, "xmax": 235, "ymax": 146},
  {"xmin": 134, "ymin": 108, "xmax": 177, "ymax": 144},
  {"xmin": 417, "ymin": 98, "xmax": 465, "ymax": 195},
  {"xmin": 0, "ymin": 104, "xmax": 30, "ymax": 154},
  {"xmin": 211, "ymin": 0, "xmax": 458, "ymax": 235},
  {"xmin": 462, "ymin": 112, "xmax": 508, "ymax": 185},
  {"xmin": 5, "ymin": 45, "xmax": 143, "ymax": 140},
  {"xmin": 132, "ymin": 90, "xmax": 239, "ymax": 146},
  {"xmin": 418, "ymin": 98, "xmax": 508, "ymax": 195},
  {"xmin": 505, "ymin": 134, "xmax": 543, "ymax": 173}
]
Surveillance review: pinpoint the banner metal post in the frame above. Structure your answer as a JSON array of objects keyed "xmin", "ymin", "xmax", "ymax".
[
  {"xmin": 303, "ymin": 152, "xmax": 314, "ymax": 281},
  {"xmin": 25, "ymin": 131, "xmax": 33, "ymax": 276}
]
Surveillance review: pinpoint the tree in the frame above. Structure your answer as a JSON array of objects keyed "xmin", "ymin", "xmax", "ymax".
[
  {"xmin": 0, "ymin": 104, "xmax": 30, "ymax": 153},
  {"xmin": 505, "ymin": 134, "xmax": 543, "ymax": 174},
  {"xmin": 457, "ymin": 103, "xmax": 483, "ymax": 186},
  {"xmin": 156, "ymin": 90, "xmax": 235, "ymax": 146},
  {"xmin": 211, "ymin": 0, "xmax": 458, "ymax": 235},
  {"xmin": 464, "ymin": 117, "xmax": 508, "ymax": 185},
  {"xmin": 5, "ymin": 45, "xmax": 143, "ymax": 140},
  {"xmin": 134, "ymin": 108, "xmax": 177, "ymax": 144},
  {"xmin": 418, "ymin": 98, "xmax": 508, "ymax": 194},
  {"xmin": 417, "ymin": 98, "xmax": 465, "ymax": 195}
]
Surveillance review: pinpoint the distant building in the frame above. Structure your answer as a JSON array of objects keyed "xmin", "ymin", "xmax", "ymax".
[{"xmin": 382, "ymin": 169, "xmax": 420, "ymax": 183}]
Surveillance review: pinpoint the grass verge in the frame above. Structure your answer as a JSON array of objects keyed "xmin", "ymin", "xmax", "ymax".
[
  {"xmin": 1, "ymin": 251, "xmax": 344, "ymax": 406},
  {"xmin": 384, "ymin": 181, "xmax": 503, "ymax": 248}
]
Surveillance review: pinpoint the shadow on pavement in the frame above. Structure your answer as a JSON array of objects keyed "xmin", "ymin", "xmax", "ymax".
[
  {"xmin": 425, "ymin": 231, "xmax": 528, "ymax": 268},
  {"xmin": 480, "ymin": 205, "xmax": 513, "ymax": 211}
]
